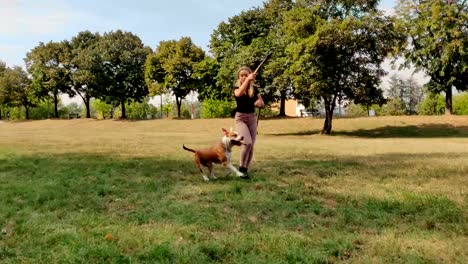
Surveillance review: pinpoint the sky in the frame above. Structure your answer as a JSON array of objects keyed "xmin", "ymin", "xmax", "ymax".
[
  {"xmin": 1, "ymin": 0, "xmax": 425, "ymax": 104},
  {"xmin": 2, "ymin": 0, "xmax": 266, "ymax": 67},
  {"xmin": 2, "ymin": 0, "xmax": 396, "ymax": 68}
]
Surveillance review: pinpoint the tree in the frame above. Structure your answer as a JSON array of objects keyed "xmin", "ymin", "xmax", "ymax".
[
  {"xmin": 395, "ymin": 0, "xmax": 468, "ymax": 115},
  {"xmin": 261, "ymin": 0, "xmax": 295, "ymax": 116},
  {"xmin": 210, "ymin": 7, "xmax": 271, "ymax": 61},
  {"xmin": 210, "ymin": 7, "xmax": 275, "ymax": 103},
  {"xmin": 387, "ymin": 74, "xmax": 424, "ymax": 114},
  {"xmin": 0, "ymin": 60, "xmax": 9, "ymax": 119},
  {"xmin": 25, "ymin": 41, "xmax": 73, "ymax": 118},
  {"xmin": 145, "ymin": 37, "xmax": 205, "ymax": 118},
  {"xmin": 0, "ymin": 66, "xmax": 36, "ymax": 119},
  {"xmin": 418, "ymin": 92, "xmax": 445, "ymax": 115},
  {"xmin": 96, "ymin": 30, "xmax": 150, "ymax": 119},
  {"xmin": 69, "ymin": 31, "xmax": 103, "ymax": 118},
  {"xmin": 284, "ymin": 1, "xmax": 399, "ymax": 134},
  {"xmin": 91, "ymin": 99, "xmax": 112, "ymax": 119},
  {"xmin": 405, "ymin": 77, "xmax": 424, "ymax": 114},
  {"xmin": 209, "ymin": 3, "xmax": 297, "ymax": 113},
  {"xmin": 193, "ymin": 57, "xmax": 222, "ymax": 101}
]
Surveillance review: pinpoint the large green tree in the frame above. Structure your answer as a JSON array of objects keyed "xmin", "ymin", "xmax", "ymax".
[
  {"xmin": 261, "ymin": 0, "xmax": 295, "ymax": 115},
  {"xmin": 69, "ymin": 31, "xmax": 103, "ymax": 118},
  {"xmin": 209, "ymin": 7, "xmax": 274, "ymax": 101},
  {"xmin": 0, "ymin": 60, "xmax": 8, "ymax": 119},
  {"xmin": 284, "ymin": 1, "xmax": 400, "ymax": 134},
  {"xmin": 96, "ymin": 30, "xmax": 151, "ymax": 119},
  {"xmin": 0, "ymin": 66, "xmax": 36, "ymax": 119},
  {"xmin": 145, "ymin": 37, "xmax": 205, "ymax": 117},
  {"xmin": 208, "ymin": 1, "xmax": 297, "ymax": 114},
  {"xmin": 25, "ymin": 41, "xmax": 72, "ymax": 118},
  {"xmin": 387, "ymin": 74, "xmax": 424, "ymax": 114},
  {"xmin": 193, "ymin": 57, "xmax": 221, "ymax": 100},
  {"xmin": 395, "ymin": 0, "xmax": 468, "ymax": 114}
]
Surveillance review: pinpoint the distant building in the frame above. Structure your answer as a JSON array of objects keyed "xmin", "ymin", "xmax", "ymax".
[{"xmin": 280, "ymin": 99, "xmax": 345, "ymax": 117}]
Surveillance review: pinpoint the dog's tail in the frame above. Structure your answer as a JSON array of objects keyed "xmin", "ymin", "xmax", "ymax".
[{"xmin": 182, "ymin": 144, "xmax": 196, "ymax": 153}]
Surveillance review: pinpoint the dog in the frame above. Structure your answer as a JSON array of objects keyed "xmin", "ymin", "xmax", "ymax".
[{"xmin": 183, "ymin": 128, "xmax": 245, "ymax": 181}]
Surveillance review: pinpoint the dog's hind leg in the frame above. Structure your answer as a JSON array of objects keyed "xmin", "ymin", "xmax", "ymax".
[
  {"xmin": 208, "ymin": 163, "xmax": 217, "ymax": 180},
  {"xmin": 199, "ymin": 166, "xmax": 210, "ymax": 181},
  {"xmin": 195, "ymin": 157, "xmax": 210, "ymax": 181}
]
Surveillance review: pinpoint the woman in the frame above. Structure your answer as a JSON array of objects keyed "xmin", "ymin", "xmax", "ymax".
[{"xmin": 233, "ymin": 66, "xmax": 264, "ymax": 179}]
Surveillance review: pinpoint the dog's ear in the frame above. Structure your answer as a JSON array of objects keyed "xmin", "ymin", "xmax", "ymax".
[{"xmin": 222, "ymin": 128, "xmax": 228, "ymax": 135}]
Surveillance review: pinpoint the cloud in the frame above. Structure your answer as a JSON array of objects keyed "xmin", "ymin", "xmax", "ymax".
[
  {"xmin": 0, "ymin": 43, "xmax": 24, "ymax": 53},
  {"xmin": 0, "ymin": 0, "xmax": 89, "ymax": 36},
  {"xmin": 380, "ymin": 7, "xmax": 395, "ymax": 16},
  {"xmin": 380, "ymin": 58, "xmax": 430, "ymax": 91},
  {"xmin": 0, "ymin": 44, "xmax": 28, "ymax": 67}
]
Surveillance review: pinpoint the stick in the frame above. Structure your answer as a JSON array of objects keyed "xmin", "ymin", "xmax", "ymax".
[
  {"xmin": 257, "ymin": 108, "xmax": 261, "ymax": 126},
  {"xmin": 253, "ymin": 53, "xmax": 272, "ymax": 74},
  {"xmin": 253, "ymin": 53, "xmax": 271, "ymax": 128}
]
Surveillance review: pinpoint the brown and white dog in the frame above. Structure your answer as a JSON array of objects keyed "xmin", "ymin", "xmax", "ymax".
[{"xmin": 183, "ymin": 128, "xmax": 245, "ymax": 181}]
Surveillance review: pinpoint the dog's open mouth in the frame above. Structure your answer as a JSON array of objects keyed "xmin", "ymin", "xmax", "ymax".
[{"xmin": 231, "ymin": 140, "xmax": 242, "ymax": 146}]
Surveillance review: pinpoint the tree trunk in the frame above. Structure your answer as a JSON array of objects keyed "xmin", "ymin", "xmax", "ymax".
[
  {"xmin": 0, "ymin": 107, "xmax": 2, "ymax": 120},
  {"xmin": 322, "ymin": 108, "xmax": 333, "ymax": 135},
  {"xmin": 78, "ymin": 91, "xmax": 91, "ymax": 118},
  {"xmin": 321, "ymin": 97, "xmax": 336, "ymax": 135},
  {"xmin": 54, "ymin": 92, "xmax": 59, "ymax": 118},
  {"xmin": 445, "ymin": 86, "xmax": 452, "ymax": 115},
  {"xmin": 176, "ymin": 96, "xmax": 182, "ymax": 118},
  {"xmin": 85, "ymin": 94, "xmax": 91, "ymax": 118},
  {"xmin": 160, "ymin": 95, "xmax": 163, "ymax": 119},
  {"xmin": 279, "ymin": 89, "xmax": 286, "ymax": 116},
  {"xmin": 121, "ymin": 100, "xmax": 126, "ymax": 119},
  {"xmin": 25, "ymin": 106, "xmax": 30, "ymax": 120}
]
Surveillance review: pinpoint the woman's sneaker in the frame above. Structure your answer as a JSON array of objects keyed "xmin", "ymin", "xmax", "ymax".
[{"xmin": 239, "ymin": 166, "xmax": 250, "ymax": 179}]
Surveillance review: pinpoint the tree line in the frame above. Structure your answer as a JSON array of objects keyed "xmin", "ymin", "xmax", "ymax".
[{"xmin": 0, "ymin": 0, "xmax": 466, "ymax": 134}]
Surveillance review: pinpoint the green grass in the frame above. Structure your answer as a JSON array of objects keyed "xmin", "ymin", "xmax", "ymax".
[{"xmin": 0, "ymin": 116, "xmax": 467, "ymax": 263}]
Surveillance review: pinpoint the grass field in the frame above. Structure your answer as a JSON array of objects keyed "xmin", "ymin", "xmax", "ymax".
[{"xmin": 0, "ymin": 116, "xmax": 467, "ymax": 263}]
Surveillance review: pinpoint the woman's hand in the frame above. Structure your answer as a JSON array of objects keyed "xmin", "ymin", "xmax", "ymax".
[
  {"xmin": 247, "ymin": 72, "xmax": 257, "ymax": 81},
  {"xmin": 254, "ymin": 95, "xmax": 264, "ymax": 108}
]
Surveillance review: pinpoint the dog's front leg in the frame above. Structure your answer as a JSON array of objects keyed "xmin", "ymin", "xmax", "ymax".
[
  {"xmin": 223, "ymin": 152, "xmax": 242, "ymax": 177},
  {"xmin": 227, "ymin": 163, "xmax": 244, "ymax": 177}
]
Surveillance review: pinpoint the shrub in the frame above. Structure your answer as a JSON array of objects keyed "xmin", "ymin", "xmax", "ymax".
[
  {"xmin": 417, "ymin": 93, "xmax": 445, "ymax": 115},
  {"xmin": 346, "ymin": 103, "xmax": 368, "ymax": 117},
  {"xmin": 201, "ymin": 99, "xmax": 234, "ymax": 118},
  {"xmin": 379, "ymin": 98, "xmax": 406, "ymax": 116},
  {"xmin": 453, "ymin": 92, "xmax": 468, "ymax": 115}
]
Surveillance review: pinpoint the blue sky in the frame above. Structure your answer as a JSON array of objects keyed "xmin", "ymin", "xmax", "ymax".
[{"xmin": 1, "ymin": 0, "xmax": 396, "ymax": 68}]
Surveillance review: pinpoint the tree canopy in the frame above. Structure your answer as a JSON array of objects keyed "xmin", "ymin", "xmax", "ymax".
[
  {"xmin": 69, "ymin": 31, "xmax": 103, "ymax": 118},
  {"xmin": 0, "ymin": 66, "xmax": 35, "ymax": 119},
  {"xmin": 395, "ymin": 0, "xmax": 468, "ymax": 114},
  {"xmin": 3, "ymin": 0, "xmax": 467, "ymax": 127},
  {"xmin": 96, "ymin": 30, "xmax": 151, "ymax": 118},
  {"xmin": 145, "ymin": 37, "xmax": 205, "ymax": 117},
  {"xmin": 284, "ymin": 1, "xmax": 400, "ymax": 134},
  {"xmin": 25, "ymin": 41, "xmax": 72, "ymax": 118}
]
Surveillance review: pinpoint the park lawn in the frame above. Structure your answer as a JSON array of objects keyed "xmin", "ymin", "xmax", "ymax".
[{"xmin": 0, "ymin": 116, "xmax": 467, "ymax": 263}]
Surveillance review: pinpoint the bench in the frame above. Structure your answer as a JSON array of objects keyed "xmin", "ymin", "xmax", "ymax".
[
  {"xmin": 68, "ymin": 113, "xmax": 81, "ymax": 119},
  {"xmin": 300, "ymin": 109, "xmax": 319, "ymax": 117}
]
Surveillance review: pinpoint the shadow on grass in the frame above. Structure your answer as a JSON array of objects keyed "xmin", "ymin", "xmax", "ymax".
[
  {"xmin": 255, "ymin": 152, "xmax": 468, "ymax": 181},
  {"xmin": 267, "ymin": 124, "xmax": 468, "ymax": 138},
  {"xmin": 0, "ymin": 153, "xmax": 197, "ymax": 215}
]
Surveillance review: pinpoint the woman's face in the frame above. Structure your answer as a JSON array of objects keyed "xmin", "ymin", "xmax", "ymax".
[{"xmin": 238, "ymin": 69, "xmax": 250, "ymax": 84}]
